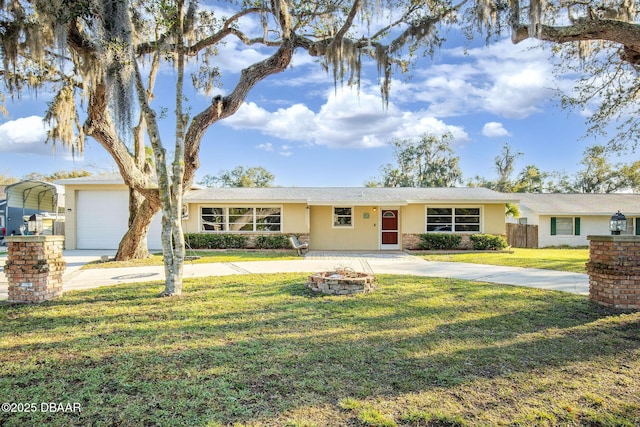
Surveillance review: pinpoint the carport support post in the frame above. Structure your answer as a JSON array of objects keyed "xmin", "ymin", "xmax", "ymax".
[
  {"xmin": 4, "ymin": 235, "xmax": 66, "ymax": 303},
  {"xmin": 586, "ymin": 235, "xmax": 640, "ymax": 310}
]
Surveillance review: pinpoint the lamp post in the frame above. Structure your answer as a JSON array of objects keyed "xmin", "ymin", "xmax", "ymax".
[
  {"xmin": 27, "ymin": 214, "xmax": 43, "ymax": 236},
  {"xmin": 609, "ymin": 211, "xmax": 627, "ymax": 235}
]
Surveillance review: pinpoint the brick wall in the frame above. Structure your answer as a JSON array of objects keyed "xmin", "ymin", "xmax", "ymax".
[
  {"xmin": 4, "ymin": 236, "xmax": 66, "ymax": 303},
  {"xmin": 586, "ymin": 235, "xmax": 640, "ymax": 310}
]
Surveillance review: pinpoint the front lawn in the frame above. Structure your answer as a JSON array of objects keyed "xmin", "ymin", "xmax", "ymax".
[
  {"xmin": 418, "ymin": 248, "xmax": 589, "ymax": 273},
  {"xmin": 84, "ymin": 250, "xmax": 301, "ymax": 269},
  {"xmin": 1, "ymin": 274, "xmax": 638, "ymax": 426}
]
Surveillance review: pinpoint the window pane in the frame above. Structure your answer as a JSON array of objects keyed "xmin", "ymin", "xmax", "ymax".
[
  {"xmin": 556, "ymin": 217, "xmax": 573, "ymax": 235},
  {"xmin": 429, "ymin": 216, "xmax": 452, "ymax": 224},
  {"xmin": 201, "ymin": 207, "xmax": 225, "ymax": 231},
  {"xmin": 334, "ymin": 207, "xmax": 352, "ymax": 227},
  {"xmin": 427, "ymin": 224, "xmax": 452, "ymax": 232},
  {"xmin": 256, "ymin": 208, "xmax": 281, "ymax": 231},
  {"xmin": 455, "ymin": 224, "xmax": 480, "ymax": 232},
  {"xmin": 456, "ymin": 208, "xmax": 480, "ymax": 216},
  {"xmin": 455, "ymin": 216, "xmax": 480, "ymax": 224},
  {"xmin": 427, "ymin": 208, "xmax": 452, "ymax": 216},
  {"xmin": 229, "ymin": 207, "xmax": 251, "ymax": 216}
]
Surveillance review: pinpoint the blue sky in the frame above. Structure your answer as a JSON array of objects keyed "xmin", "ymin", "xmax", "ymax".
[{"xmin": 0, "ymin": 6, "xmax": 632, "ymax": 187}]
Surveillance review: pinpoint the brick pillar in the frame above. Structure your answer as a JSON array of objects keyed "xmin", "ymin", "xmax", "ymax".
[
  {"xmin": 4, "ymin": 235, "xmax": 66, "ymax": 303},
  {"xmin": 586, "ymin": 235, "xmax": 640, "ymax": 310}
]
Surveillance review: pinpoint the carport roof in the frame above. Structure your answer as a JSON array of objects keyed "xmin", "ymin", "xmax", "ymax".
[{"xmin": 5, "ymin": 180, "xmax": 64, "ymax": 211}]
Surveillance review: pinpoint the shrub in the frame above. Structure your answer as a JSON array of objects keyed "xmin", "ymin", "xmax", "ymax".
[
  {"xmin": 419, "ymin": 233, "xmax": 462, "ymax": 250},
  {"xmin": 470, "ymin": 234, "xmax": 508, "ymax": 251},
  {"xmin": 184, "ymin": 233, "xmax": 248, "ymax": 249},
  {"xmin": 254, "ymin": 234, "xmax": 290, "ymax": 249}
]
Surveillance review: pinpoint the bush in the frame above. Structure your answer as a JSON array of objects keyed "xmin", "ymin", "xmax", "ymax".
[
  {"xmin": 184, "ymin": 233, "xmax": 248, "ymax": 249},
  {"xmin": 419, "ymin": 233, "xmax": 462, "ymax": 250},
  {"xmin": 470, "ymin": 234, "xmax": 508, "ymax": 251},
  {"xmin": 254, "ymin": 234, "xmax": 290, "ymax": 249}
]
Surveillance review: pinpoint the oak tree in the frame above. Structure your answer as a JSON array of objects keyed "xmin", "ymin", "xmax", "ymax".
[{"xmin": 1, "ymin": 0, "xmax": 637, "ymax": 295}]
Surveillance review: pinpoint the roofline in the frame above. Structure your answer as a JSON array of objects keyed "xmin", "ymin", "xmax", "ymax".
[
  {"xmin": 405, "ymin": 198, "xmax": 518, "ymax": 204},
  {"xmin": 308, "ymin": 201, "xmax": 409, "ymax": 206},
  {"xmin": 183, "ymin": 199, "xmax": 515, "ymax": 205},
  {"xmin": 54, "ymin": 178, "xmax": 125, "ymax": 185},
  {"xmin": 534, "ymin": 211, "xmax": 640, "ymax": 216},
  {"xmin": 184, "ymin": 198, "xmax": 309, "ymax": 204}
]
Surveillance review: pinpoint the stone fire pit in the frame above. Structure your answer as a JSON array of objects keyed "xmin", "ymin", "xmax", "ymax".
[{"xmin": 306, "ymin": 269, "xmax": 376, "ymax": 295}]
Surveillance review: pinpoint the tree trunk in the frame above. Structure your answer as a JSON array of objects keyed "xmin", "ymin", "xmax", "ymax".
[{"xmin": 115, "ymin": 196, "xmax": 160, "ymax": 260}]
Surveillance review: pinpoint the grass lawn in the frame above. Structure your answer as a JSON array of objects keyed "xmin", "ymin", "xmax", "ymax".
[
  {"xmin": 1, "ymin": 274, "xmax": 639, "ymax": 426},
  {"xmin": 84, "ymin": 250, "xmax": 301, "ymax": 269},
  {"xmin": 417, "ymin": 248, "xmax": 589, "ymax": 273}
]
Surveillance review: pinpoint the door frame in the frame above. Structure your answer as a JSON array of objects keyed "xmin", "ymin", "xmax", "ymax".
[{"xmin": 379, "ymin": 207, "xmax": 400, "ymax": 250}]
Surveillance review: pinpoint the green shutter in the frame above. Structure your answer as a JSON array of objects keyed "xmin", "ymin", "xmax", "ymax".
[
  {"xmin": 550, "ymin": 217, "xmax": 557, "ymax": 235},
  {"xmin": 574, "ymin": 217, "xmax": 581, "ymax": 235},
  {"xmin": 636, "ymin": 218, "xmax": 640, "ymax": 236}
]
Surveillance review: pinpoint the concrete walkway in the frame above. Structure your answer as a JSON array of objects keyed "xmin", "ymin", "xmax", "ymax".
[{"xmin": 0, "ymin": 250, "xmax": 589, "ymax": 300}]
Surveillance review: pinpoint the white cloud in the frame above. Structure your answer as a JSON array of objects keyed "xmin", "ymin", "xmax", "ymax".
[
  {"xmin": 0, "ymin": 116, "xmax": 52, "ymax": 154},
  {"xmin": 389, "ymin": 38, "xmax": 560, "ymax": 120},
  {"xmin": 256, "ymin": 142, "xmax": 274, "ymax": 151},
  {"xmin": 279, "ymin": 145, "xmax": 293, "ymax": 157},
  {"xmin": 482, "ymin": 122, "xmax": 511, "ymax": 137},
  {"xmin": 221, "ymin": 86, "xmax": 468, "ymax": 151}
]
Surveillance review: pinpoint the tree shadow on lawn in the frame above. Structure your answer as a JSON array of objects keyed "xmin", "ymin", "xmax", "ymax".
[{"xmin": 1, "ymin": 274, "xmax": 639, "ymax": 426}]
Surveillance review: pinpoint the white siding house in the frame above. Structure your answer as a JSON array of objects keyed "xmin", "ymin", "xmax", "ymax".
[{"xmin": 516, "ymin": 194, "xmax": 640, "ymax": 247}]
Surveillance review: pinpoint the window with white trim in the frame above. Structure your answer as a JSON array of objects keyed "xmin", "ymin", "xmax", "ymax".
[
  {"xmin": 426, "ymin": 207, "xmax": 480, "ymax": 232},
  {"xmin": 333, "ymin": 207, "xmax": 353, "ymax": 227},
  {"xmin": 200, "ymin": 207, "xmax": 281, "ymax": 232}
]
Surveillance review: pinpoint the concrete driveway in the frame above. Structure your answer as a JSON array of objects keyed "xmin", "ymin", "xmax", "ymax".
[{"xmin": 0, "ymin": 250, "xmax": 589, "ymax": 301}]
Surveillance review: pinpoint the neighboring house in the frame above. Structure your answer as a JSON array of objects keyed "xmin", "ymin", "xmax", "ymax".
[
  {"xmin": 57, "ymin": 174, "xmax": 516, "ymax": 251},
  {"xmin": 4, "ymin": 180, "xmax": 65, "ymax": 236},
  {"xmin": 516, "ymin": 193, "xmax": 640, "ymax": 247},
  {"xmin": 0, "ymin": 185, "xmax": 6, "ymax": 232}
]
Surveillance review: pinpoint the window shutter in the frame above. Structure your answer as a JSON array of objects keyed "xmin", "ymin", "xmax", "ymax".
[
  {"xmin": 574, "ymin": 217, "xmax": 581, "ymax": 235},
  {"xmin": 550, "ymin": 217, "xmax": 557, "ymax": 235},
  {"xmin": 636, "ymin": 218, "xmax": 640, "ymax": 236}
]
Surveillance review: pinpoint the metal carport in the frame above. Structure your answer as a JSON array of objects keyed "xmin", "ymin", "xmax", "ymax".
[{"xmin": 4, "ymin": 180, "xmax": 64, "ymax": 236}]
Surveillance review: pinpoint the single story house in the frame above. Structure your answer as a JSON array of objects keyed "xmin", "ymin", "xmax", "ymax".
[
  {"xmin": 515, "ymin": 193, "xmax": 640, "ymax": 247},
  {"xmin": 57, "ymin": 175, "xmax": 516, "ymax": 251}
]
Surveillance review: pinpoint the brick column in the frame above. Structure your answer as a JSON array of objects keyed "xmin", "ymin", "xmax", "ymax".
[
  {"xmin": 586, "ymin": 235, "xmax": 640, "ymax": 310},
  {"xmin": 4, "ymin": 235, "xmax": 66, "ymax": 303}
]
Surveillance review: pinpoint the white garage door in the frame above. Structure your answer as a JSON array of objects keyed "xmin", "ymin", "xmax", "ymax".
[{"xmin": 77, "ymin": 190, "xmax": 162, "ymax": 250}]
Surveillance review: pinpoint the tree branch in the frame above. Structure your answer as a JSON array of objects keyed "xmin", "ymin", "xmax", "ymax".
[{"xmin": 513, "ymin": 19, "xmax": 640, "ymax": 65}]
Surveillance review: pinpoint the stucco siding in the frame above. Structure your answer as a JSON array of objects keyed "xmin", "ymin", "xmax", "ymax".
[
  {"xmin": 538, "ymin": 215, "xmax": 602, "ymax": 247},
  {"xmin": 309, "ymin": 206, "xmax": 378, "ymax": 250},
  {"xmin": 484, "ymin": 204, "xmax": 507, "ymax": 235},
  {"xmin": 401, "ymin": 205, "xmax": 426, "ymax": 234}
]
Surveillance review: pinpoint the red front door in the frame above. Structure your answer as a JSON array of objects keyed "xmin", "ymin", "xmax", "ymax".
[{"xmin": 381, "ymin": 210, "xmax": 398, "ymax": 245}]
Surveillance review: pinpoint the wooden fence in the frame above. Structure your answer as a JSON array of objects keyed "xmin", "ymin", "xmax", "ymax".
[{"xmin": 506, "ymin": 223, "xmax": 538, "ymax": 248}]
